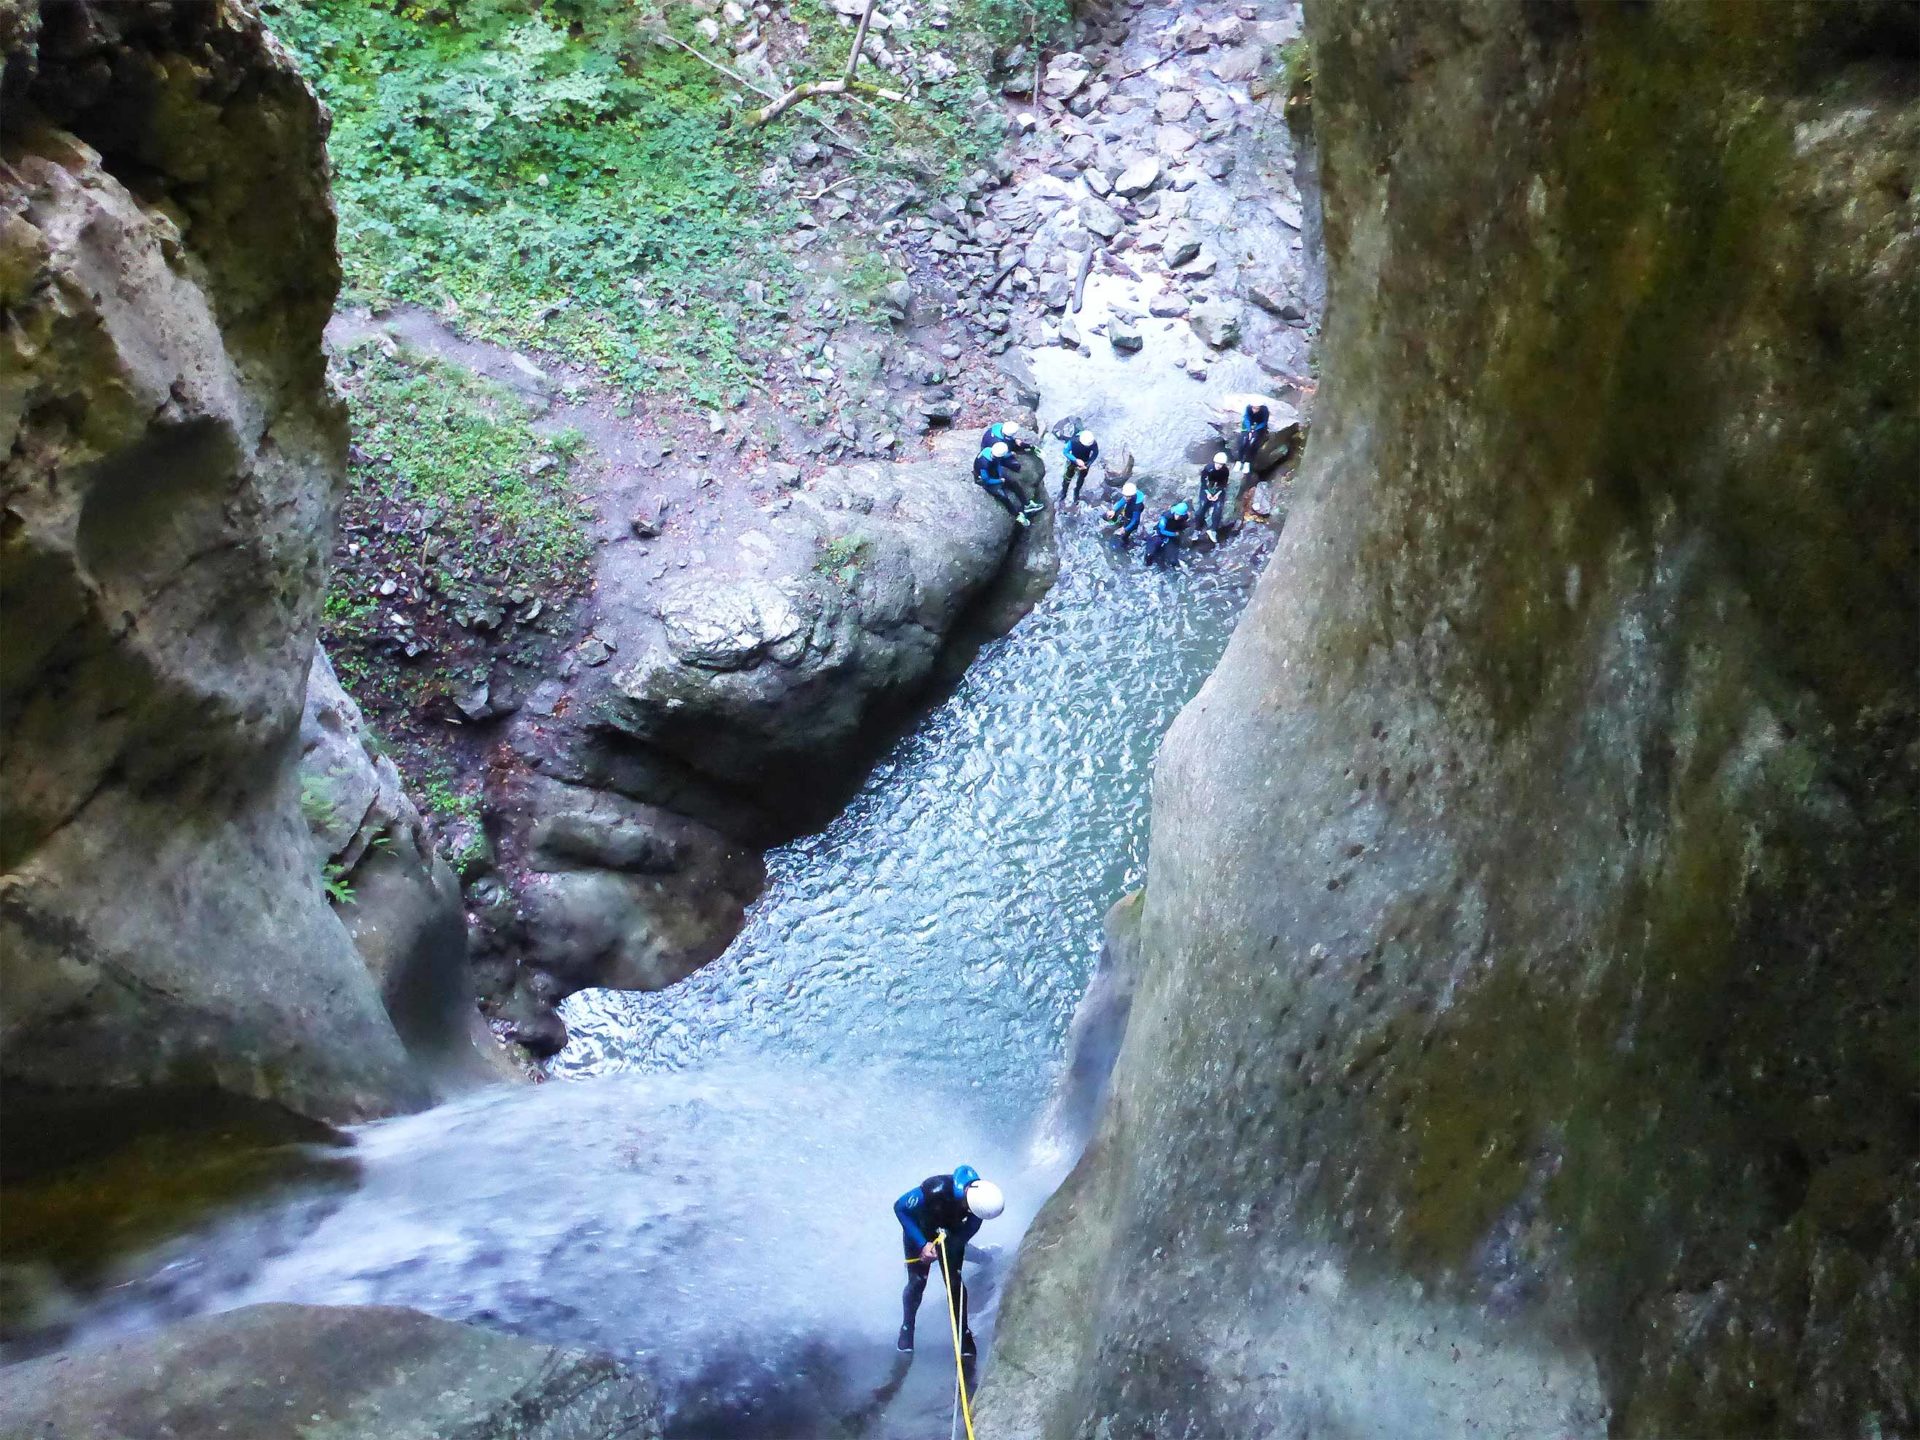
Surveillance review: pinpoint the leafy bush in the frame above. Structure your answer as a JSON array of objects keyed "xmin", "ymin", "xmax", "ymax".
[{"xmin": 265, "ymin": 0, "xmax": 798, "ymax": 399}]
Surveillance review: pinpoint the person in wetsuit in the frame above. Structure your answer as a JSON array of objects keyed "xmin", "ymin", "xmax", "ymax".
[
  {"xmin": 1104, "ymin": 481, "xmax": 1145, "ymax": 542},
  {"xmin": 895, "ymin": 1165, "xmax": 1004, "ymax": 1357},
  {"xmin": 1144, "ymin": 500, "xmax": 1192, "ymax": 564},
  {"xmin": 974, "ymin": 442, "xmax": 1031, "ymax": 526},
  {"xmin": 1239, "ymin": 401, "xmax": 1270, "ymax": 465},
  {"xmin": 1060, "ymin": 429, "xmax": 1100, "ymax": 504},
  {"xmin": 1197, "ymin": 451, "xmax": 1231, "ymax": 535}
]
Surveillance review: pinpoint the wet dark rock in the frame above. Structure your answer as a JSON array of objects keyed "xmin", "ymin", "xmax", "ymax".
[
  {"xmin": 982, "ymin": 3, "xmax": 1920, "ymax": 1436},
  {"xmin": 1108, "ymin": 323, "xmax": 1143, "ymax": 353},
  {"xmin": 0, "ymin": 1304, "xmax": 660, "ymax": 1440}
]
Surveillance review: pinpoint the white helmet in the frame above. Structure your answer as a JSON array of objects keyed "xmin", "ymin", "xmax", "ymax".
[
  {"xmin": 1121, "ymin": 481, "xmax": 1138, "ymax": 497},
  {"xmin": 1078, "ymin": 429, "xmax": 1094, "ymax": 445},
  {"xmin": 965, "ymin": 1179, "xmax": 1005, "ymax": 1219},
  {"xmin": 991, "ymin": 442, "xmax": 1010, "ymax": 458},
  {"xmin": 1004, "ymin": 424, "xmax": 1027, "ymax": 444},
  {"xmin": 1212, "ymin": 451, "xmax": 1228, "ymax": 466}
]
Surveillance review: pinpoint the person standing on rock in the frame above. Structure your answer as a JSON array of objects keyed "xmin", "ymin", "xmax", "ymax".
[
  {"xmin": 1104, "ymin": 480, "xmax": 1145, "ymax": 542},
  {"xmin": 1060, "ymin": 428, "xmax": 1100, "ymax": 504},
  {"xmin": 1198, "ymin": 451, "xmax": 1232, "ymax": 538},
  {"xmin": 1238, "ymin": 401, "xmax": 1270, "ymax": 466},
  {"xmin": 895, "ymin": 1165, "xmax": 1004, "ymax": 1358},
  {"xmin": 1144, "ymin": 500, "xmax": 1192, "ymax": 565},
  {"xmin": 974, "ymin": 442, "xmax": 1031, "ymax": 527}
]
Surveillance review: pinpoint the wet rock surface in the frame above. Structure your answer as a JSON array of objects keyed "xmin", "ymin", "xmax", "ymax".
[
  {"xmin": 981, "ymin": 2, "xmax": 1919, "ymax": 1437},
  {"xmin": 0, "ymin": 1, "xmax": 425, "ymax": 1122},
  {"xmin": 0, "ymin": 1303, "xmax": 661, "ymax": 1440}
]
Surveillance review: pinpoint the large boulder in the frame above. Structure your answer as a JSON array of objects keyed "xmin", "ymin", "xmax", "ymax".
[
  {"xmin": 0, "ymin": 1, "xmax": 424, "ymax": 1121},
  {"xmin": 0, "ymin": 1303, "xmax": 661, "ymax": 1439},
  {"xmin": 482, "ymin": 433, "xmax": 1051, "ymax": 1049},
  {"xmin": 982, "ymin": 3, "xmax": 1918, "ymax": 1437},
  {"xmin": 597, "ymin": 433, "xmax": 1033, "ymax": 828}
]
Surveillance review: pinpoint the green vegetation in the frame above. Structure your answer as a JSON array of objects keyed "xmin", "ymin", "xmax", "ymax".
[
  {"xmin": 299, "ymin": 774, "xmax": 341, "ymax": 831},
  {"xmin": 263, "ymin": 0, "xmax": 1058, "ymax": 399},
  {"xmin": 1276, "ymin": 36, "xmax": 1313, "ymax": 107},
  {"xmin": 332, "ymin": 340, "xmax": 591, "ymax": 596},
  {"xmin": 265, "ymin": 0, "xmax": 792, "ymax": 398},
  {"xmin": 320, "ymin": 860, "xmax": 358, "ymax": 907},
  {"xmin": 815, "ymin": 530, "xmax": 868, "ymax": 585}
]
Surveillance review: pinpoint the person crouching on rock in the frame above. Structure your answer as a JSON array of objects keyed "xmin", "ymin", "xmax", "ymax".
[
  {"xmin": 1104, "ymin": 480, "xmax": 1144, "ymax": 542},
  {"xmin": 980, "ymin": 420, "xmax": 1037, "ymax": 457},
  {"xmin": 1197, "ymin": 451, "xmax": 1231, "ymax": 538},
  {"xmin": 974, "ymin": 442, "xmax": 1031, "ymax": 528},
  {"xmin": 1144, "ymin": 500, "xmax": 1192, "ymax": 565},
  {"xmin": 1060, "ymin": 428, "xmax": 1099, "ymax": 504},
  {"xmin": 896, "ymin": 1164, "xmax": 1004, "ymax": 1358}
]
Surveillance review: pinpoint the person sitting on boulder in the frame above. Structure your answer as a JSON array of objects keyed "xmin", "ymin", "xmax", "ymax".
[
  {"xmin": 1144, "ymin": 500, "xmax": 1191, "ymax": 565},
  {"xmin": 1060, "ymin": 429, "xmax": 1100, "ymax": 504},
  {"xmin": 1104, "ymin": 480, "xmax": 1145, "ymax": 542},
  {"xmin": 981, "ymin": 420, "xmax": 1038, "ymax": 456},
  {"xmin": 1197, "ymin": 451, "xmax": 1231, "ymax": 537},
  {"xmin": 896, "ymin": 1165, "xmax": 1005, "ymax": 1358},
  {"xmin": 974, "ymin": 442, "xmax": 1030, "ymax": 527},
  {"xmin": 1238, "ymin": 402, "xmax": 1270, "ymax": 466}
]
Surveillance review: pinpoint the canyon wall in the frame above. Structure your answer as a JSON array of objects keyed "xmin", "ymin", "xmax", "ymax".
[
  {"xmin": 1, "ymin": 2, "xmax": 441, "ymax": 1122},
  {"xmin": 982, "ymin": 1, "xmax": 1918, "ymax": 1435}
]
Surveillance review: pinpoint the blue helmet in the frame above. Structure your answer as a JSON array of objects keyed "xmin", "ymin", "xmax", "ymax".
[
  {"xmin": 1172, "ymin": 501, "xmax": 1190, "ymax": 517},
  {"xmin": 953, "ymin": 1164, "xmax": 981, "ymax": 1190}
]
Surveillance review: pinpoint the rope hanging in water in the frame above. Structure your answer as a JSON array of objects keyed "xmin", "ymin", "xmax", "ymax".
[{"xmin": 935, "ymin": 1231, "xmax": 978, "ymax": 1440}]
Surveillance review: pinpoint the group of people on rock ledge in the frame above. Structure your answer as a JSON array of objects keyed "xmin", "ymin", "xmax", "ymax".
[{"xmin": 970, "ymin": 401, "xmax": 1275, "ymax": 566}]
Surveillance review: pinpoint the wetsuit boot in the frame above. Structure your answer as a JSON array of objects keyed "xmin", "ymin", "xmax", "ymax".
[
  {"xmin": 961, "ymin": 1329, "xmax": 977, "ymax": 1360},
  {"xmin": 897, "ymin": 1322, "xmax": 914, "ymax": 1353}
]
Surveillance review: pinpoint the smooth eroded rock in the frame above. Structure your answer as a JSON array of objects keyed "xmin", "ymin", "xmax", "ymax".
[
  {"xmin": 982, "ymin": 3, "xmax": 1919, "ymax": 1436},
  {"xmin": 0, "ymin": 1303, "xmax": 660, "ymax": 1440}
]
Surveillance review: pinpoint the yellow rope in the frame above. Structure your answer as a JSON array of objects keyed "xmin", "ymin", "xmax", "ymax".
[{"xmin": 934, "ymin": 1230, "xmax": 978, "ymax": 1440}]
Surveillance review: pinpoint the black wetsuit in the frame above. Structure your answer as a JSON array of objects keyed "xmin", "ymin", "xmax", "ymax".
[
  {"xmin": 896, "ymin": 1173, "xmax": 981, "ymax": 1344},
  {"xmin": 1060, "ymin": 435, "xmax": 1099, "ymax": 503},
  {"xmin": 1198, "ymin": 462, "xmax": 1230, "ymax": 531}
]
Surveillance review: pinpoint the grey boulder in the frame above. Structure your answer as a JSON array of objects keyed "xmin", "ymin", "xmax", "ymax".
[
  {"xmin": 1188, "ymin": 300, "xmax": 1243, "ymax": 349},
  {"xmin": 0, "ymin": 1303, "xmax": 660, "ymax": 1440}
]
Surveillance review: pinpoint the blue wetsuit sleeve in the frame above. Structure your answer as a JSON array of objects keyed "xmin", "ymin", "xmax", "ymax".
[{"xmin": 896, "ymin": 1188, "xmax": 929, "ymax": 1249}]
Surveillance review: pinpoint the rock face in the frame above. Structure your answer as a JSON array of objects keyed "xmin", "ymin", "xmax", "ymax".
[
  {"xmin": 484, "ymin": 434, "xmax": 1051, "ymax": 1049},
  {"xmin": 982, "ymin": 4, "xmax": 1918, "ymax": 1438},
  {"xmin": 299, "ymin": 646, "xmax": 489, "ymax": 1084},
  {"xmin": 0, "ymin": 1303, "xmax": 661, "ymax": 1439},
  {"xmin": 0, "ymin": 2, "xmax": 426, "ymax": 1120}
]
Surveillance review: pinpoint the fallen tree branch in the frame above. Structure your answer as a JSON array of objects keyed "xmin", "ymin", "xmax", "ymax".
[
  {"xmin": 750, "ymin": 77, "xmax": 905, "ymax": 127},
  {"xmin": 1108, "ymin": 50, "xmax": 1184, "ymax": 85}
]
